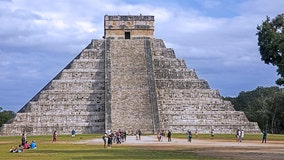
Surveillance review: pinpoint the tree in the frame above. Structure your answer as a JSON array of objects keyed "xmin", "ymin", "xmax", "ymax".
[
  {"xmin": 256, "ymin": 14, "xmax": 284, "ymax": 85},
  {"xmin": 224, "ymin": 86, "xmax": 284, "ymax": 133},
  {"xmin": 0, "ymin": 107, "xmax": 16, "ymax": 127}
]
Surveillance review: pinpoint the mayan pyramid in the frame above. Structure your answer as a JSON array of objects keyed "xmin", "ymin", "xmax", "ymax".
[{"xmin": 0, "ymin": 15, "xmax": 260, "ymax": 135}]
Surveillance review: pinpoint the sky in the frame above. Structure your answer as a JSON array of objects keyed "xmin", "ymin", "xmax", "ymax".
[{"xmin": 0, "ymin": 0, "xmax": 283, "ymax": 112}]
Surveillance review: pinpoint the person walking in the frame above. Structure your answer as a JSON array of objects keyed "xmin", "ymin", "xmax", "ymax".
[
  {"xmin": 52, "ymin": 131, "xmax": 57, "ymax": 142},
  {"xmin": 102, "ymin": 133, "xmax": 107, "ymax": 148}
]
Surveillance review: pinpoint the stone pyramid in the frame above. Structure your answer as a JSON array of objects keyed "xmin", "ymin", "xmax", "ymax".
[{"xmin": 0, "ymin": 15, "xmax": 260, "ymax": 135}]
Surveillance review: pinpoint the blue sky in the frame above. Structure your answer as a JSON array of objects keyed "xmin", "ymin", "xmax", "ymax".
[{"xmin": 0, "ymin": 0, "xmax": 283, "ymax": 112}]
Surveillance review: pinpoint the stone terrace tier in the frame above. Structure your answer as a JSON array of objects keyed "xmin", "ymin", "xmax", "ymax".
[
  {"xmin": 151, "ymin": 39, "xmax": 260, "ymax": 133},
  {"xmin": 0, "ymin": 40, "xmax": 106, "ymax": 135}
]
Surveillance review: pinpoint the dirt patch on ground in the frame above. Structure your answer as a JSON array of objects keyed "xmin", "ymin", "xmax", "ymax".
[{"xmin": 79, "ymin": 135, "xmax": 284, "ymax": 160}]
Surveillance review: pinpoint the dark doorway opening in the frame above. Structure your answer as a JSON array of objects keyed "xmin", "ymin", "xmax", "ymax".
[{"xmin": 125, "ymin": 32, "xmax": 130, "ymax": 39}]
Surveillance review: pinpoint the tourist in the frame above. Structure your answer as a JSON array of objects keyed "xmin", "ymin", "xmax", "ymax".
[
  {"xmin": 186, "ymin": 130, "xmax": 192, "ymax": 142},
  {"xmin": 211, "ymin": 129, "xmax": 214, "ymax": 139},
  {"xmin": 71, "ymin": 129, "xmax": 76, "ymax": 138},
  {"xmin": 122, "ymin": 130, "xmax": 127, "ymax": 142},
  {"xmin": 167, "ymin": 130, "xmax": 172, "ymax": 142},
  {"xmin": 17, "ymin": 145, "xmax": 24, "ymax": 153},
  {"xmin": 21, "ymin": 133, "xmax": 26, "ymax": 146},
  {"xmin": 52, "ymin": 131, "xmax": 57, "ymax": 142},
  {"xmin": 29, "ymin": 140, "xmax": 37, "ymax": 149},
  {"xmin": 237, "ymin": 129, "xmax": 242, "ymax": 142},
  {"xmin": 102, "ymin": 133, "xmax": 107, "ymax": 148},
  {"xmin": 112, "ymin": 132, "xmax": 116, "ymax": 143},
  {"xmin": 157, "ymin": 130, "xmax": 161, "ymax": 141},
  {"xmin": 121, "ymin": 130, "xmax": 125, "ymax": 142},
  {"xmin": 195, "ymin": 129, "xmax": 199, "ymax": 139},
  {"xmin": 135, "ymin": 130, "xmax": 139, "ymax": 140},
  {"xmin": 23, "ymin": 141, "xmax": 30, "ymax": 149},
  {"xmin": 138, "ymin": 129, "xmax": 142, "ymax": 140},
  {"xmin": 9, "ymin": 144, "xmax": 25, "ymax": 153},
  {"xmin": 160, "ymin": 130, "xmax": 165, "ymax": 142},
  {"xmin": 107, "ymin": 133, "xmax": 113, "ymax": 148},
  {"xmin": 262, "ymin": 130, "xmax": 267, "ymax": 143},
  {"xmin": 116, "ymin": 130, "xmax": 121, "ymax": 144},
  {"xmin": 9, "ymin": 146, "xmax": 17, "ymax": 153},
  {"xmin": 241, "ymin": 129, "xmax": 245, "ymax": 141},
  {"xmin": 235, "ymin": 129, "xmax": 239, "ymax": 141}
]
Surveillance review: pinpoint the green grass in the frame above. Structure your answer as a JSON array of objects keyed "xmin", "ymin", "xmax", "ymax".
[
  {"xmin": 1, "ymin": 134, "xmax": 284, "ymax": 160},
  {"xmin": 173, "ymin": 133, "xmax": 284, "ymax": 141}
]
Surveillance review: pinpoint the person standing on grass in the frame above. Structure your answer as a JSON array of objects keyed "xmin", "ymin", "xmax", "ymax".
[
  {"xmin": 195, "ymin": 129, "xmax": 199, "ymax": 139},
  {"xmin": 160, "ymin": 130, "xmax": 165, "ymax": 142},
  {"xmin": 262, "ymin": 130, "xmax": 267, "ymax": 143},
  {"xmin": 235, "ymin": 129, "xmax": 239, "ymax": 141},
  {"xmin": 71, "ymin": 129, "xmax": 76, "ymax": 138},
  {"xmin": 211, "ymin": 129, "xmax": 214, "ymax": 139},
  {"xmin": 241, "ymin": 129, "xmax": 245, "ymax": 141},
  {"xmin": 52, "ymin": 131, "xmax": 57, "ymax": 142},
  {"xmin": 167, "ymin": 130, "xmax": 172, "ymax": 142},
  {"xmin": 157, "ymin": 130, "xmax": 161, "ymax": 142},
  {"xmin": 107, "ymin": 134, "xmax": 113, "ymax": 148},
  {"xmin": 237, "ymin": 129, "xmax": 242, "ymax": 142},
  {"xmin": 138, "ymin": 129, "xmax": 142, "ymax": 140},
  {"xmin": 186, "ymin": 130, "xmax": 192, "ymax": 142},
  {"xmin": 102, "ymin": 133, "xmax": 107, "ymax": 148},
  {"xmin": 21, "ymin": 133, "xmax": 26, "ymax": 146}
]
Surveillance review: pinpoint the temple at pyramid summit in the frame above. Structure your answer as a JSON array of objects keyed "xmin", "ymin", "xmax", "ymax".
[{"xmin": 0, "ymin": 15, "xmax": 260, "ymax": 135}]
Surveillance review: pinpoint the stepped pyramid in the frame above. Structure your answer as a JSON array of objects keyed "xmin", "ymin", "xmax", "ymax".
[{"xmin": 0, "ymin": 15, "xmax": 260, "ymax": 135}]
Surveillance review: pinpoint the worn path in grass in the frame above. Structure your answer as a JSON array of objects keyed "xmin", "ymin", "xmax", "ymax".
[{"xmin": 78, "ymin": 135, "xmax": 284, "ymax": 160}]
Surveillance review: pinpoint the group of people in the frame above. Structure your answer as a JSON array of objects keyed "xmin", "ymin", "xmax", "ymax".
[
  {"xmin": 156, "ymin": 130, "xmax": 172, "ymax": 142},
  {"xmin": 102, "ymin": 129, "xmax": 142, "ymax": 148},
  {"xmin": 102, "ymin": 129, "xmax": 128, "ymax": 148},
  {"xmin": 10, "ymin": 133, "xmax": 36, "ymax": 153},
  {"xmin": 236, "ymin": 129, "xmax": 245, "ymax": 142},
  {"xmin": 185, "ymin": 129, "xmax": 200, "ymax": 142}
]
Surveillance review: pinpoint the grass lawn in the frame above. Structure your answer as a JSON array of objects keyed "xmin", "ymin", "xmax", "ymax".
[{"xmin": 1, "ymin": 134, "xmax": 283, "ymax": 160}]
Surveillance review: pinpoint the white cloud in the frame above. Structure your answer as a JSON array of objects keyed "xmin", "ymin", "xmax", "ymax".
[{"xmin": 0, "ymin": 0, "xmax": 282, "ymax": 111}]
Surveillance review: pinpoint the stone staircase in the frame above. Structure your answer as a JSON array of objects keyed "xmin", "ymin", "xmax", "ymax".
[{"xmin": 106, "ymin": 39, "xmax": 157, "ymax": 133}]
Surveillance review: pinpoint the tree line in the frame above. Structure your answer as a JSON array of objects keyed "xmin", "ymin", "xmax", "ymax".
[
  {"xmin": 0, "ymin": 107, "xmax": 15, "ymax": 127},
  {"xmin": 224, "ymin": 86, "xmax": 284, "ymax": 134},
  {"xmin": 0, "ymin": 86, "xmax": 284, "ymax": 133}
]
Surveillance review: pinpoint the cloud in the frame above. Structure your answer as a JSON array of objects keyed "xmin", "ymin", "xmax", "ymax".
[{"xmin": 0, "ymin": 0, "xmax": 282, "ymax": 111}]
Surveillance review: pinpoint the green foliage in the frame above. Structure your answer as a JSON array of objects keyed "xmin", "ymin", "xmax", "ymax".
[
  {"xmin": 224, "ymin": 86, "xmax": 284, "ymax": 133},
  {"xmin": 256, "ymin": 14, "xmax": 284, "ymax": 85},
  {"xmin": 0, "ymin": 107, "xmax": 16, "ymax": 127}
]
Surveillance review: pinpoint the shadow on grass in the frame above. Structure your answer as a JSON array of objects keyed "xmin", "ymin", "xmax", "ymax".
[{"xmin": 34, "ymin": 148, "xmax": 216, "ymax": 159}]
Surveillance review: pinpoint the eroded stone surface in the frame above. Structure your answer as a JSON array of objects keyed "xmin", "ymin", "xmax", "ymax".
[{"xmin": 0, "ymin": 15, "xmax": 260, "ymax": 135}]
